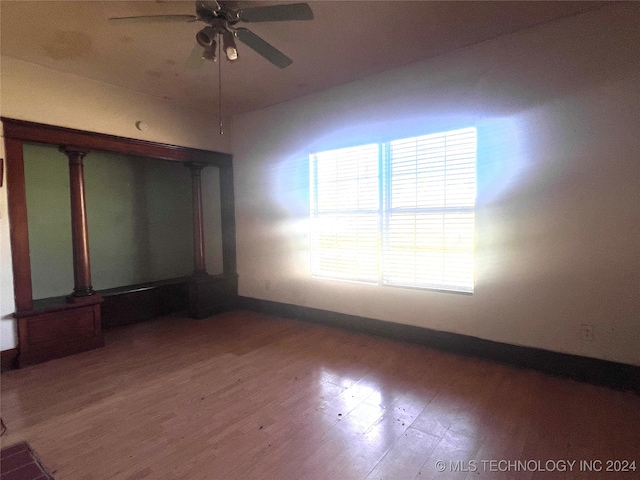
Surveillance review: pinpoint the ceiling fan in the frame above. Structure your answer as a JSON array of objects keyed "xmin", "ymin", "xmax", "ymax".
[{"xmin": 109, "ymin": 1, "xmax": 314, "ymax": 69}]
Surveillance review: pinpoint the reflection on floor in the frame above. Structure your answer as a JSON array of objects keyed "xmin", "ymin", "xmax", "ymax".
[{"xmin": 1, "ymin": 311, "xmax": 639, "ymax": 479}]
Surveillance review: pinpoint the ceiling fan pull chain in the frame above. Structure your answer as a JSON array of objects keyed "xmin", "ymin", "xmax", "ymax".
[{"xmin": 218, "ymin": 39, "xmax": 224, "ymax": 135}]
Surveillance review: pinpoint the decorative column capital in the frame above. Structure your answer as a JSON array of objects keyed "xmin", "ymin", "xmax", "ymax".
[
  {"xmin": 60, "ymin": 146, "xmax": 90, "ymax": 164},
  {"xmin": 184, "ymin": 162, "xmax": 206, "ymax": 175}
]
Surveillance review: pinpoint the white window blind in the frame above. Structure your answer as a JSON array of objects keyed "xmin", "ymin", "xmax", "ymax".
[
  {"xmin": 310, "ymin": 127, "xmax": 476, "ymax": 293},
  {"xmin": 383, "ymin": 128, "xmax": 476, "ymax": 292},
  {"xmin": 310, "ymin": 144, "xmax": 380, "ymax": 283}
]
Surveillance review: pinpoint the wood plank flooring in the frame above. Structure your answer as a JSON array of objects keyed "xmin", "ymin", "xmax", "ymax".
[{"xmin": 1, "ymin": 311, "xmax": 639, "ymax": 479}]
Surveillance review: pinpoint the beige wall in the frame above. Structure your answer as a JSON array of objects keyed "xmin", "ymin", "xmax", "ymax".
[
  {"xmin": 0, "ymin": 56, "xmax": 228, "ymax": 350},
  {"xmin": 0, "ymin": 124, "xmax": 17, "ymax": 350},
  {"xmin": 1, "ymin": 56, "xmax": 231, "ymax": 153},
  {"xmin": 231, "ymin": 3, "xmax": 640, "ymax": 366}
]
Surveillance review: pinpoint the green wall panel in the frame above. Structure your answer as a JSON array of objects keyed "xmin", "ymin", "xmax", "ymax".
[{"xmin": 23, "ymin": 144, "xmax": 73, "ymax": 299}]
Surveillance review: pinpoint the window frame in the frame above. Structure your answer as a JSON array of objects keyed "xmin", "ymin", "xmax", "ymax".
[{"xmin": 310, "ymin": 127, "xmax": 477, "ymax": 294}]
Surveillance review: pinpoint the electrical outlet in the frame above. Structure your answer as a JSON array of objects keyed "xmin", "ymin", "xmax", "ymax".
[{"xmin": 581, "ymin": 324, "xmax": 595, "ymax": 342}]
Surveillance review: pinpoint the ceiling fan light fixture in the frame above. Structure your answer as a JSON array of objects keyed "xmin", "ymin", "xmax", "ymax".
[
  {"xmin": 202, "ymin": 44, "xmax": 217, "ymax": 62},
  {"xmin": 222, "ymin": 30, "xmax": 238, "ymax": 61},
  {"xmin": 196, "ymin": 26, "xmax": 216, "ymax": 48}
]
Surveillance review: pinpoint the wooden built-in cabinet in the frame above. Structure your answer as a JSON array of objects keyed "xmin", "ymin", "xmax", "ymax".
[{"xmin": 2, "ymin": 118, "xmax": 238, "ymax": 367}]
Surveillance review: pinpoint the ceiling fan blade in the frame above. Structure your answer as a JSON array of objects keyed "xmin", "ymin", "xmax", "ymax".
[
  {"xmin": 186, "ymin": 43, "xmax": 206, "ymax": 69},
  {"xmin": 198, "ymin": 1, "xmax": 221, "ymax": 12},
  {"xmin": 109, "ymin": 15, "xmax": 198, "ymax": 24},
  {"xmin": 235, "ymin": 28, "xmax": 292, "ymax": 68},
  {"xmin": 237, "ymin": 3, "xmax": 313, "ymax": 23}
]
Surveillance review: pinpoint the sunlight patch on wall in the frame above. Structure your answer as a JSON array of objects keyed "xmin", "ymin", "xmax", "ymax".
[{"xmin": 476, "ymin": 116, "xmax": 530, "ymax": 205}]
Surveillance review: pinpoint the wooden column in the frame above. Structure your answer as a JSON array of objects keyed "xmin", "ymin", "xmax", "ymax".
[
  {"xmin": 5, "ymin": 137, "xmax": 33, "ymax": 311},
  {"xmin": 63, "ymin": 147, "xmax": 95, "ymax": 298},
  {"xmin": 185, "ymin": 162, "xmax": 228, "ymax": 319},
  {"xmin": 186, "ymin": 162, "xmax": 208, "ymax": 276}
]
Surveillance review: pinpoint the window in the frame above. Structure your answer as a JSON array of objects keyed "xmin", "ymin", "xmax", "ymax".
[{"xmin": 310, "ymin": 127, "xmax": 476, "ymax": 293}]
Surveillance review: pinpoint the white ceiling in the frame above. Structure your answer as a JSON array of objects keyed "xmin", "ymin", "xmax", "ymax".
[{"xmin": 1, "ymin": 1, "xmax": 611, "ymax": 117}]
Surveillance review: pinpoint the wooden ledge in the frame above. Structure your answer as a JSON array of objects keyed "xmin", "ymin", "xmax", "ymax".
[
  {"xmin": 15, "ymin": 295, "xmax": 103, "ymax": 318},
  {"xmin": 99, "ymin": 277, "xmax": 191, "ymax": 297}
]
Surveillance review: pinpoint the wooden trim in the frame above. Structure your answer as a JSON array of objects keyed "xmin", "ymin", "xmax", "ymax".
[
  {"xmin": 220, "ymin": 165, "xmax": 237, "ymax": 278},
  {"xmin": 16, "ymin": 295, "xmax": 103, "ymax": 317},
  {"xmin": 1, "ymin": 118, "xmax": 232, "ymax": 167},
  {"xmin": 5, "ymin": 137, "xmax": 33, "ymax": 311},
  {"xmin": 98, "ymin": 276, "xmax": 191, "ymax": 296},
  {"xmin": 239, "ymin": 296, "xmax": 640, "ymax": 394},
  {"xmin": 1, "ymin": 348, "xmax": 19, "ymax": 371}
]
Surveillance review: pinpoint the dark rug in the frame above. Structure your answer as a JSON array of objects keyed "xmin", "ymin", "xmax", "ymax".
[{"xmin": 1, "ymin": 442, "xmax": 54, "ymax": 480}]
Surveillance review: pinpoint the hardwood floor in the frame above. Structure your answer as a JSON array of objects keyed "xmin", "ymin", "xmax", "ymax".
[{"xmin": 1, "ymin": 311, "xmax": 639, "ymax": 479}]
